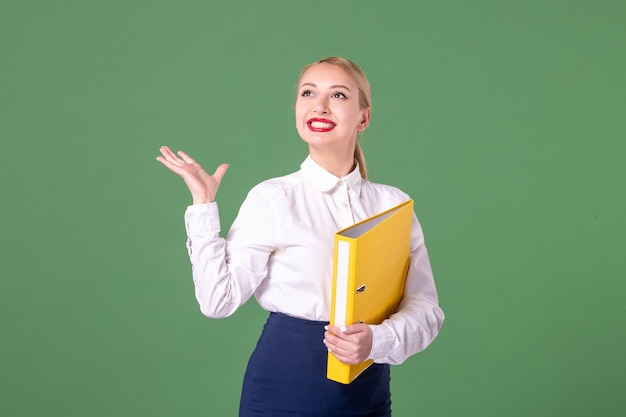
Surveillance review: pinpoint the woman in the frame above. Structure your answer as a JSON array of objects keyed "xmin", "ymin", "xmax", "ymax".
[{"xmin": 157, "ymin": 56, "xmax": 444, "ymax": 417}]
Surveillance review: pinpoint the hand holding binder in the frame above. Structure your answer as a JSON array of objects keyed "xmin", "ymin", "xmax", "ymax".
[{"xmin": 323, "ymin": 323, "xmax": 372, "ymax": 365}]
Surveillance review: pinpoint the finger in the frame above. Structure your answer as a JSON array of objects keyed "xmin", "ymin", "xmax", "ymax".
[
  {"xmin": 325, "ymin": 325, "xmax": 346, "ymax": 335},
  {"xmin": 159, "ymin": 146, "xmax": 185, "ymax": 165},
  {"xmin": 333, "ymin": 352, "xmax": 359, "ymax": 365},
  {"xmin": 156, "ymin": 155, "xmax": 186, "ymax": 174},
  {"xmin": 342, "ymin": 323, "xmax": 369, "ymax": 335},
  {"xmin": 327, "ymin": 326, "xmax": 370, "ymax": 355},
  {"xmin": 325, "ymin": 333, "xmax": 365, "ymax": 360},
  {"xmin": 325, "ymin": 326, "xmax": 356, "ymax": 347},
  {"xmin": 325, "ymin": 340, "xmax": 360, "ymax": 365},
  {"xmin": 177, "ymin": 150, "xmax": 197, "ymax": 164},
  {"xmin": 159, "ymin": 146, "xmax": 178, "ymax": 159},
  {"xmin": 213, "ymin": 163, "xmax": 229, "ymax": 182},
  {"xmin": 323, "ymin": 337, "xmax": 346, "ymax": 355},
  {"xmin": 324, "ymin": 331, "xmax": 351, "ymax": 351}
]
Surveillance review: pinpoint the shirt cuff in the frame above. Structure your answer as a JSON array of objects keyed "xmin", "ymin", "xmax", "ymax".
[
  {"xmin": 367, "ymin": 323, "xmax": 397, "ymax": 362},
  {"xmin": 184, "ymin": 202, "xmax": 221, "ymax": 236}
]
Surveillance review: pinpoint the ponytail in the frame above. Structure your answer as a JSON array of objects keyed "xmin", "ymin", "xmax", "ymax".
[{"xmin": 354, "ymin": 141, "xmax": 367, "ymax": 179}]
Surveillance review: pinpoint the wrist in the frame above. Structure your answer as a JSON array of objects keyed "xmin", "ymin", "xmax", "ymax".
[{"xmin": 192, "ymin": 197, "xmax": 214, "ymax": 205}]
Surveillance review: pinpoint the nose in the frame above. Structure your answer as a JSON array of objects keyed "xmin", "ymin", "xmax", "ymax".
[{"xmin": 313, "ymin": 96, "xmax": 329, "ymax": 114}]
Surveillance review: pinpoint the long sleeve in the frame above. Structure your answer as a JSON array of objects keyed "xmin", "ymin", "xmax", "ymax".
[
  {"xmin": 184, "ymin": 188, "xmax": 278, "ymax": 318},
  {"xmin": 367, "ymin": 213, "xmax": 444, "ymax": 364}
]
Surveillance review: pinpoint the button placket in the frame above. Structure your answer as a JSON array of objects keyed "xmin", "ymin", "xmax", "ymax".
[{"xmin": 337, "ymin": 180, "xmax": 355, "ymax": 227}]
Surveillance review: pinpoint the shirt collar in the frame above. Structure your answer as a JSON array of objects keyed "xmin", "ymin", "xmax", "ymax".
[{"xmin": 300, "ymin": 155, "xmax": 363, "ymax": 195}]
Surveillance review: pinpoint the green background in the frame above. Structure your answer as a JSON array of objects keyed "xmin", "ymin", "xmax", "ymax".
[{"xmin": 2, "ymin": 1, "xmax": 625, "ymax": 416}]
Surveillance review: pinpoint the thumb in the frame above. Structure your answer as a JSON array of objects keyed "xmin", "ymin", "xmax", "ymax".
[{"xmin": 213, "ymin": 163, "xmax": 229, "ymax": 182}]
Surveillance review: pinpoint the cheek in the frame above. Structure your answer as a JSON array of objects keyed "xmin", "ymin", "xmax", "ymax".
[
  {"xmin": 294, "ymin": 104, "xmax": 307, "ymax": 122},
  {"xmin": 294, "ymin": 109, "xmax": 307, "ymax": 132},
  {"xmin": 338, "ymin": 109, "xmax": 360, "ymax": 128}
]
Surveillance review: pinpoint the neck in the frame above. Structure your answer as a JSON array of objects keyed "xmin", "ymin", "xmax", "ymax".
[{"xmin": 308, "ymin": 146, "xmax": 355, "ymax": 178}]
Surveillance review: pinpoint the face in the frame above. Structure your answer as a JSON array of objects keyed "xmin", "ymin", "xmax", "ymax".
[{"xmin": 295, "ymin": 63, "xmax": 370, "ymax": 153}]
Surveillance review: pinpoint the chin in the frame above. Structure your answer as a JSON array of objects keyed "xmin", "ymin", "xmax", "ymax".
[{"xmin": 301, "ymin": 135, "xmax": 333, "ymax": 147}]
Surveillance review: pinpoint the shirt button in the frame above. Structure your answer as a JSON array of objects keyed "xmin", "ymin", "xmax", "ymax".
[{"xmin": 342, "ymin": 202, "xmax": 349, "ymax": 208}]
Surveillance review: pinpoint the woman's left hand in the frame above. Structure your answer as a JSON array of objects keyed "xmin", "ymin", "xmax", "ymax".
[{"xmin": 324, "ymin": 324, "xmax": 373, "ymax": 365}]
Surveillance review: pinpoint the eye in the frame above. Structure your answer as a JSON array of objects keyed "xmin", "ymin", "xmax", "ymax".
[
  {"xmin": 331, "ymin": 92, "xmax": 347, "ymax": 99},
  {"xmin": 301, "ymin": 89, "xmax": 314, "ymax": 97}
]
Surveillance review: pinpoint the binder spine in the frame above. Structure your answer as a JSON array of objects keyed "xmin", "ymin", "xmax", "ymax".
[
  {"xmin": 328, "ymin": 237, "xmax": 355, "ymax": 384},
  {"xmin": 332, "ymin": 239, "xmax": 352, "ymax": 327}
]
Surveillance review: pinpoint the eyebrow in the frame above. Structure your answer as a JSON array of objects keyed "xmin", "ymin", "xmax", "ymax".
[{"xmin": 300, "ymin": 82, "xmax": 352, "ymax": 91}]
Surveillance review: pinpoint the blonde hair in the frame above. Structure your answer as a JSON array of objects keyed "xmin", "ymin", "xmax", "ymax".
[{"xmin": 298, "ymin": 56, "xmax": 372, "ymax": 179}]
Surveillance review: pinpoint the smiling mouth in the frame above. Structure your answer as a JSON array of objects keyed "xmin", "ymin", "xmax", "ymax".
[{"xmin": 307, "ymin": 118, "xmax": 336, "ymax": 132}]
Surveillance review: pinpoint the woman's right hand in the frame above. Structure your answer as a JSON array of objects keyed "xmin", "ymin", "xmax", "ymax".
[{"xmin": 156, "ymin": 146, "xmax": 229, "ymax": 205}]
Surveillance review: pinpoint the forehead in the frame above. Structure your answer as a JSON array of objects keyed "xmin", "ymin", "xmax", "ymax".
[{"xmin": 299, "ymin": 63, "xmax": 356, "ymax": 88}]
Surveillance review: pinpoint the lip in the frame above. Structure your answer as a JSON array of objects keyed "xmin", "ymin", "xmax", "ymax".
[{"xmin": 307, "ymin": 118, "xmax": 336, "ymax": 132}]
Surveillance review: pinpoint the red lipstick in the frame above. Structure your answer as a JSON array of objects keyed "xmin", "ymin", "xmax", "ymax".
[{"xmin": 307, "ymin": 118, "xmax": 336, "ymax": 132}]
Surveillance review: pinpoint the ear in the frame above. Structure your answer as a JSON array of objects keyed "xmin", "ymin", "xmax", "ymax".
[{"xmin": 357, "ymin": 107, "xmax": 371, "ymax": 132}]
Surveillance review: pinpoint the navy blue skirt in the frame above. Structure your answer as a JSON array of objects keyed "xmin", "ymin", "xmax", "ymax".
[{"xmin": 239, "ymin": 312, "xmax": 391, "ymax": 417}]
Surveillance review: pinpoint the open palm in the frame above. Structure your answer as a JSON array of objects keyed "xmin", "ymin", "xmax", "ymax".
[{"xmin": 156, "ymin": 146, "xmax": 229, "ymax": 204}]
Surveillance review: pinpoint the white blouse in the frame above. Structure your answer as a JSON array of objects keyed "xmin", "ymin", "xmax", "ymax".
[{"xmin": 184, "ymin": 156, "xmax": 444, "ymax": 364}]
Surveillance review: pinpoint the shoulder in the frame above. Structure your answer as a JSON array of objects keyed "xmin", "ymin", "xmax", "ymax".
[
  {"xmin": 246, "ymin": 170, "xmax": 305, "ymax": 199},
  {"xmin": 361, "ymin": 179, "xmax": 411, "ymax": 203}
]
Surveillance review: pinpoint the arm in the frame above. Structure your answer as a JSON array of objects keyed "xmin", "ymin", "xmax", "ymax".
[
  {"xmin": 184, "ymin": 192, "xmax": 277, "ymax": 318},
  {"xmin": 367, "ymin": 213, "xmax": 444, "ymax": 364},
  {"xmin": 157, "ymin": 146, "xmax": 275, "ymax": 318}
]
